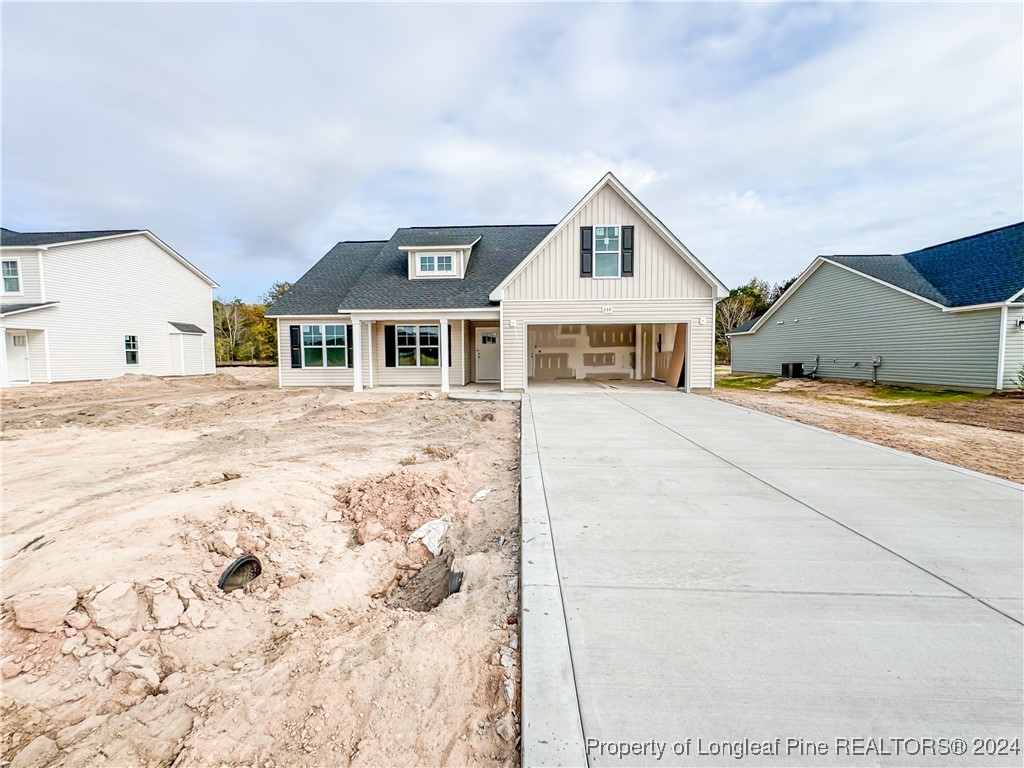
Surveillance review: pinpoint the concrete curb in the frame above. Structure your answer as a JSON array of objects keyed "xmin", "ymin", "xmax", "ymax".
[
  {"xmin": 519, "ymin": 394, "xmax": 589, "ymax": 768},
  {"xmin": 447, "ymin": 391, "xmax": 521, "ymax": 402}
]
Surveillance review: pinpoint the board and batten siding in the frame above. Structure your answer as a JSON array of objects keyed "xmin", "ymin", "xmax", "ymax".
[
  {"xmin": 730, "ymin": 262, "xmax": 1002, "ymax": 389},
  {"xmin": 4, "ymin": 235, "xmax": 215, "ymax": 382},
  {"xmin": 502, "ymin": 185, "xmax": 713, "ymax": 302},
  {"xmin": 501, "ymin": 299, "xmax": 716, "ymax": 390},
  {"xmin": 1002, "ymin": 306, "xmax": 1024, "ymax": 389},
  {"xmin": 0, "ymin": 248, "xmax": 45, "ymax": 305}
]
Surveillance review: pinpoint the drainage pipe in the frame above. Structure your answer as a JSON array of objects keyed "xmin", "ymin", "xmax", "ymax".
[{"xmin": 871, "ymin": 355, "xmax": 882, "ymax": 384}]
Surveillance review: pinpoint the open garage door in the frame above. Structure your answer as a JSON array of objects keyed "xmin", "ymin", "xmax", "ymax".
[{"xmin": 527, "ymin": 323, "xmax": 687, "ymax": 388}]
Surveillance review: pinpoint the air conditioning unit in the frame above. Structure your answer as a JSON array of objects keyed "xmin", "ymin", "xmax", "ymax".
[{"xmin": 781, "ymin": 362, "xmax": 804, "ymax": 378}]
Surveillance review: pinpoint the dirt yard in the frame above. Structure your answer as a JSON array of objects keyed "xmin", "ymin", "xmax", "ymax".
[
  {"xmin": 1, "ymin": 369, "xmax": 523, "ymax": 767},
  {"xmin": 710, "ymin": 375, "xmax": 1023, "ymax": 484}
]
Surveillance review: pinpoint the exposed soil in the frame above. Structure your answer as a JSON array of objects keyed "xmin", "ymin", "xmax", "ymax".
[
  {"xmin": 1, "ymin": 369, "xmax": 522, "ymax": 767},
  {"xmin": 709, "ymin": 378, "xmax": 1023, "ymax": 483}
]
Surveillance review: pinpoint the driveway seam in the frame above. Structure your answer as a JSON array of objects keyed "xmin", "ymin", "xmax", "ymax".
[
  {"xmin": 608, "ymin": 393, "xmax": 1024, "ymax": 628},
  {"xmin": 527, "ymin": 395, "xmax": 591, "ymax": 768}
]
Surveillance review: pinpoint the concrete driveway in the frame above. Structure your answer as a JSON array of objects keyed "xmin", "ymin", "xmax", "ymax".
[{"xmin": 520, "ymin": 390, "xmax": 1023, "ymax": 768}]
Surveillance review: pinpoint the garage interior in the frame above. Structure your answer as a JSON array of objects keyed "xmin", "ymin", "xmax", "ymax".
[{"xmin": 528, "ymin": 323, "xmax": 687, "ymax": 388}]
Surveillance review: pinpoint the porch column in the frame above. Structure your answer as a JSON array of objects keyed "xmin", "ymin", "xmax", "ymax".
[
  {"xmin": 439, "ymin": 318, "xmax": 450, "ymax": 392},
  {"xmin": 0, "ymin": 330, "xmax": 9, "ymax": 388},
  {"xmin": 352, "ymin": 320, "xmax": 363, "ymax": 392}
]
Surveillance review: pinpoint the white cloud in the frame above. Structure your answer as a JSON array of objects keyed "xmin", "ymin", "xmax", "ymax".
[{"xmin": 1, "ymin": 2, "xmax": 1020, "ymax": 298}]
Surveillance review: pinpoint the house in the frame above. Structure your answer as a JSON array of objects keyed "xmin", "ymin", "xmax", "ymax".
[
  {"xmin": 266, "ymin": 173, "xmax": 728, "ymax": 392},
  {"xmin": 728, "ymin": 223, "xmax": 1024, "ymax": 390},
  {"xmin": 0, "ymin": 228, "xmax": 217, "ymax": 387}
]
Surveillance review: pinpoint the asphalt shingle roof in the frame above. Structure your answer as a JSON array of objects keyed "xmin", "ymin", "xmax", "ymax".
[
  {"xmin": 1, "ymin": 228, "xmax": 141, "ymax": 247},
  {"xmin": 267, "ymin": 225, "xmax": 554, "ymax": 315},
  {"xmin": 829, "ymin": 222, "xmax": 1023, "ymax": 307},
  {"xmin": 169, "ymin": 322, "xmax": 206, "ymax": 334},
  {"xmin": 0, "ymin": 301, "xmax": 58, "ymax": 316}
]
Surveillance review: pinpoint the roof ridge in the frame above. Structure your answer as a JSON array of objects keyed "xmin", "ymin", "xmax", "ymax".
[
  {"xmin": 403, "ymin": 223, "xmax": 554, "ymax": 230},
  {"xmin": 1, "ymin": 228, "xmax": 140, "ymax": 235},
  {"xmin": 901, "ymin": 221, "xmax": 1024, "ymax": 256}
]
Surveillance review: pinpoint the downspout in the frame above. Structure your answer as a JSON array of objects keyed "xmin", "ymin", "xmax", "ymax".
[{"xmin": 995, "ymin": 304, "xmax": 1007, "ymax": 390}]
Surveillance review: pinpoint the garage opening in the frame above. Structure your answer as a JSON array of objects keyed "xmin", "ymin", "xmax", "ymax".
[{"xmin": 527, "ymin": 323, "xmax": 687, "ymax": 388}]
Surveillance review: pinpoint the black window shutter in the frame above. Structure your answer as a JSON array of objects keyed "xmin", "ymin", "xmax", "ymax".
[
  {"xmin": 385, "ymin": 325, "xmax": 396, "ymax": 367},
  {"xmin": 621, "ymin": 226, "xmax": 634, "ymax": 277},
  {"xmin": 289, "ymin": 325, "xmax": 301, "ymax": 368},
  {"xmin": 580, "ymin": 227, "xmax": 593, "ymax": 277},
  {"xmin": 346, "ymin": 324, "xmax": 354, "ymax": 368}
]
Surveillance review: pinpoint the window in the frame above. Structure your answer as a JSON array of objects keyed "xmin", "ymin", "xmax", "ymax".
[
  {"xmin": 302, "ymin": 324, "xmax": 347, "ymax": 367},
  {"xmin": 396, "ymin": 324, "xmax": 440, "ymax": 366},
  {"xmin": 417, "ymin": 252, "xmax": 455, "ymax": 276},
  {"xmin": 594, "ymin": 226, "xmax": 620, "ymax": 278},
  {"xmin": 2, "ymin": 259, "xmax": 21, "ymax": 293},
  {"xmin": 125, "ymin": 335, "xmax": 139, "ymax": 365}
]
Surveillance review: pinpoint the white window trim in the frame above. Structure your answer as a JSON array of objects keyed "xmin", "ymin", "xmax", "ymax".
[
  {"xmin": 124, "ymin": 334, "xmax": 139, "ymax": 365},
  {"xmin": 395, "ymin": 324, "xmax": 442, "ymax": 368},
  {"xmin": 301, "ymin": 323, "xmax": 349, "ymax": 368},
  {"xmin": 2, "ymin": 257, "xmax": 23, "ymax": 295},
  {"xmin": 416, "ymin": 252, "xmax": 456, "ymax": 277},
  {"xmin": 593, "ymin": 225, "xmax": 621, "ymax": 279}
]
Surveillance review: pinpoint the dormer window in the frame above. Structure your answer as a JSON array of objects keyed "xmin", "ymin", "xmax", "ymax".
[{"xmin": 418, "ymin": 252, "xmax": 455, "ymax": 276}]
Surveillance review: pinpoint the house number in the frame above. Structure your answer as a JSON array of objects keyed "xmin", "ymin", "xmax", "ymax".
[{"xmin": 600, "ymin": 306, "xmax": 614, "ymax": 314}]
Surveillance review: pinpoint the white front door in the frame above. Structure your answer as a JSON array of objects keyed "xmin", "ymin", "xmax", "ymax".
[
  {"xmin": 475, "ymin": 327, "xmax": 500, "ymax": 382},
  {"xmin": 7, "ymin": 333, "xmax": 30, "ymax": 383}
]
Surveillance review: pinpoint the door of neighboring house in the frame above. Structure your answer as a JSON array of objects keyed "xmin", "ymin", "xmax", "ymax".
[
  {"xmin": 7, "ymin": 333, "xmax": 30, "ymax": 383},
  {"xmin": 475, "ymin": 327, "xmax": 500, "ymax": 382}
]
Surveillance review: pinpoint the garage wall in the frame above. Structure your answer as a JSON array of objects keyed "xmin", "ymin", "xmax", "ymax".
[
  {"xmin": 501, "ymin": 299, "xmax": 716, "ymax": 390},
  {"xmin": 528, "ymin": 324, "xmax": 636, "ymax": 380}
]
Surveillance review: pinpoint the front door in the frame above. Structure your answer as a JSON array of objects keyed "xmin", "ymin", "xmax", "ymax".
[
  {"xmin": 475, "ymin": 327, "xmax": 500, "ymax": 382},
  {"xmin": 7, "ymin": 333, "xmax": 30, "ymax": 383}
]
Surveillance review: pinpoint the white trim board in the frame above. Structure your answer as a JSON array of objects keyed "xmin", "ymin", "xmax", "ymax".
[{"xmin": 489, "ymin": 172, "xmax": 729, "ymax": 301}]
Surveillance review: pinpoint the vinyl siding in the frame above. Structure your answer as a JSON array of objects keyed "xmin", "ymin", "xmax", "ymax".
[
  {"xmin": 1, "ymin": 235, "xmax": 215, "ymax": 383},
  {"xmin": 277, "ymin": 316, "xmax": 355, "ymax": 387},
  {"xmin": 730, "ymin": 262, "xmax": 1002, "ymax": 389},
  {"xmin": 503, "ymin": 185, "xmax": 713, "ymax": 302},
  {"xmin": 0, "ymin": 249, "xmax": 44, "ymax": 305},
  {"xmin": 1002, "ymin": 306, "xmax": 1024, "ymax": 389},
  {"xmin": 372, "ymin": 319, "xmax": 465, "ymax": 387},
  {"xmin": 502, "ymin": 299, "xmax": 716, "ymax": 390}
]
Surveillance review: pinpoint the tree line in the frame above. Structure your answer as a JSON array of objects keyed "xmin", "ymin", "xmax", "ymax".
[
  {"xmin": 213, "ymin": 282, "xmax": 291, "ymax": 363},
  {"xmin": 715, "ymin": 276, "xmax": 797, "ymax": 364}
]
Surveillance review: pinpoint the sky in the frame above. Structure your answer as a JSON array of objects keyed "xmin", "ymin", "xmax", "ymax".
[{"xmin": 2, "ymin": 2, "xmax": 1021, "ymax": 302}]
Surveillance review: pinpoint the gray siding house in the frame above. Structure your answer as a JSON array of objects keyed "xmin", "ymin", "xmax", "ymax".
[{"xmin": 728, "ymin": 223, "xmax": 1024, "ymax": 390}]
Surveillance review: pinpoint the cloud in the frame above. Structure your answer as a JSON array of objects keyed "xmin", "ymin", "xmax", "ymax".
[{"xmin": 2, "ymin": 2, "xmax": 1020, "ymax": 300}]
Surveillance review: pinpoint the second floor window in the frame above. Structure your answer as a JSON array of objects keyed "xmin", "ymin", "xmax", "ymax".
[
  {"xmin": 2, "ymin": 260, "xmax": 21, "ymax": 293},
  {"xmin": 417, "ymin": 253, "xmax": 455, "ymax": 275},
  {"xmin": 594, "ymin": 227, "xmax": 620, "ymax": 278}
]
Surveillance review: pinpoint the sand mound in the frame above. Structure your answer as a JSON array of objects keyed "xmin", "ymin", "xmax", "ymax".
[{"xmin": 334, "ymin": 469, "xmax": 466, "ymax": 546}]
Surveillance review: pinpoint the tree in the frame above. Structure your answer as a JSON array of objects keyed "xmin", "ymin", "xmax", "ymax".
[
  {"xmin": 213, "ymin": 298, "xmax": 250, "ymax": 361},
  {"xmin": 260, "ymin": 281, "xmax": 292, "ymax": 306},
  {"xmin": 715, "ymin": 294, "xmax": 757, "ymax": 364}
]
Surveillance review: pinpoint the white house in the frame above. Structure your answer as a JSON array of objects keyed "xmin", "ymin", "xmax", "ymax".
[
  {"xmin": 267, "ymin": 173, "xmax": 728, "ymax": 392},
  {"xmin": 0, "ymin": 229, "xmax": 218, "ymax": 387}
]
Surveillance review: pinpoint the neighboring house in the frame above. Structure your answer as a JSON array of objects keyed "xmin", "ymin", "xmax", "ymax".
[
  {"xmin": 728, "ymin": 223, "xmax": 1024, "ymax": 390},
  {"xmin": 267, "ymin": 173, "xmax": 728, "ymax": 392},
  {"xmin": 0, "ymin": 229, "xmax": 217, "ymax": 387}
]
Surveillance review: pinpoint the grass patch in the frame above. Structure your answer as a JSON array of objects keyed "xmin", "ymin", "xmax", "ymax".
[
  {"xmin": 716, "ymin": 374, "xmax": 778, "ymax": 390},
  {"xmin": 867, "ymin": 385, "xmax": 986, "ymax": 405}
]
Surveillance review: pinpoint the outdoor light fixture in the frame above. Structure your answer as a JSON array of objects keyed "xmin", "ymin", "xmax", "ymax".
[{"xmin": 1017, "ymin": 317, "xmax": 1024, "ymax": 331}]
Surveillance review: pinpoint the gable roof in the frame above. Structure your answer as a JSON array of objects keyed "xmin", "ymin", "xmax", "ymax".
[
  {"xmin": 829, "ymin": 222, "xmax": 1023, "ymax": 308},
  {"xmin": 489, "ymin": 172, "xmax": 729, "ymax": 300},
  {"xmin": 729, "ymin": 222, "xmax": 1024, "ymax": 336},
  {"xmin": 1, "ymin": 228, "xmax": 141, "ymax": 247},
  {"xmin": 266, "ymin": 225, "xmax": 554, "ymax": 316}
]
